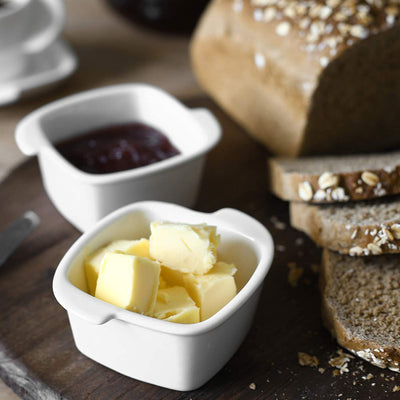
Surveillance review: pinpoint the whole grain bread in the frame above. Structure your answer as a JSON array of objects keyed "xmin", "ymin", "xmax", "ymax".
[
  {"xmin": 321, "ymin": 249, "xmax": 400, "ymax": 371},
  {"xmin": 290, "ymin": 199, "xmax": 400, "ymax": 255},
  {"xmin": 269, "ymin": 152, "xmax": 400, "ymax": 203},
  {"xmin": 191, "ymin": 0, "xmax": 400, "ymax": 156}
]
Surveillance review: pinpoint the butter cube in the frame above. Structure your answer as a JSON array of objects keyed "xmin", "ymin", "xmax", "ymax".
[
  {"xmin": 183, "ymin": 262, "xmax": 237, "ymax": 321},
  {"xmin": 84, "ymin": 239, "xmax": 150, "ymax": 295},
  {"xmin": 160, "ymin": 265, "xmax": 185, "ymax": 287},
  {"xmin": 95, "ymin": 252, "xmax": 160, "ymax": 315},
  {"xmin": 158, "ymin": 274, "xmax": 169, "ymax": 289},
  {"xmin": 150, "ymin": 221, "xmax": 220, "ymax": 274},
  {"xmin": 153, "ymin": 286, "xmax": 200, "ymax": 324},
  {"xmin": 212, "ymin": 261, "xmax": 237, "ymax": 276}
]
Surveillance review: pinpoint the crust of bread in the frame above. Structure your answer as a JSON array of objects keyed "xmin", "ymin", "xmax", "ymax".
[
  {"xmin": 191, "ymin": 0, "xmax": 309, "ymax": 155},
  {"xmin": 290, "ymin": 202, "xmax": 400, "ymax": 255},
  {"xmin": 320, "ymin": 250, "xmax": 400, "ymax": 371},
  {"xmin": 191, "ymin": 0, "xmax": 400, "ymax": 156},
  {"xmin": 268, "ymin": 157, "xmax": 400, "ymax": 203}
]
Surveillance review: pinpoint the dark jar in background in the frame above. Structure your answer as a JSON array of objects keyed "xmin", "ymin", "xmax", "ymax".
[{"xmin": 105, "ymin": 0, "xmax": 210, "ymax": 34}]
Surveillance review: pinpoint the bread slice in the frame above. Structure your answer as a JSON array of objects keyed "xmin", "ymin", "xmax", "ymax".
[
  {"xmin": 290, "ymin": 199, "xmax": 400, "ymax": 256},
  {"xmin": 268, "ymin": 152, "xmax": 400, "ymax": 203},
  {"xmin": 321, "ymin": 249, "xmax": 400, "ymax": 371}
]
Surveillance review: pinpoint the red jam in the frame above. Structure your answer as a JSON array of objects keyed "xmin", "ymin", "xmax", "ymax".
[{"xmin": 55, "ymin": 122, "xmax": 180, "ymax": 174}]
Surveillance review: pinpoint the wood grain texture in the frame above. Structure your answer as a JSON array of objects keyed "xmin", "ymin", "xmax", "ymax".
[{"xmin": 0, "ymin": 98, "xmax": 399, "ymax": 399}]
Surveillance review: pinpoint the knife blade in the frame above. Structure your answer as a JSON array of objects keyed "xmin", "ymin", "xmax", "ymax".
[{"xmin": 0, "ymin": 211, "xmax": 41, "ymax": 267}]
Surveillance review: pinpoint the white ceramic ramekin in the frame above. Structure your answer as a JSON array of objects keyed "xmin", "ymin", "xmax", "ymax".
[
  {"xmin": 52, "ymin": 201, "xmax": 274, "ymax": 391},
  {"xmin": 15, "ymin": 84, "xmax": 221, "ymax": 232}
]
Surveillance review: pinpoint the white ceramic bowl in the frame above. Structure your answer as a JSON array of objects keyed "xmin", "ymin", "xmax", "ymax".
[
  {"xmin": 52, "ymin": 201, "xmax": 274, "ymax": 391},
  {"xmin": 15, "ymin": 84, "xmax": 221, "ymax": 232}
]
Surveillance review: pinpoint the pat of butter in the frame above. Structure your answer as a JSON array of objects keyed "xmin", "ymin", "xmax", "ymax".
[
  {"xmin": 95, "ymin": 252, "xmax": 160, "ymax": 315},
  {"xmin": 161, "ymin": 261, "xmax": 237, "ymax": 287},
  {"xmin": 183, "ymin": 261, "xmax": 237, "ymax": 321},
  {"xmin": 211, "ymin": 261, "xmax": 237, "ymax": 276},
  {"xmin": 160, "ymin": 265, "xmax": 185, "ymax": 287},
  {"xmin": 85, "ymin": 239, "xmax": 150, "ymax": 295},
  {"xmin": 158, "ymin": 274, "xmax": 169, "ymax": 289},
  {"xmin": 153, "ymin": 286, "xmax": 200, "ymax": 324},
  {"xmin": 150, "ymin": 221, "xmax": 220, "ymax": 274}
]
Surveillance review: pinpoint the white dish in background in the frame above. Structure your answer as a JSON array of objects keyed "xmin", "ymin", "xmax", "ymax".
[
  {"xmin": 0, "ymin": 0, "xmax": 65, "ymax": 82},
  {"xmin": 15, "ymin": 84, "xmax": 221, "ymax": 231},
  {"xmin": 52, "ymin": 201, "xmax": 274, "ymax": 391},
  {"xmin": 0, "ymin": 38, "xmax": 77, "ymax": 106}
]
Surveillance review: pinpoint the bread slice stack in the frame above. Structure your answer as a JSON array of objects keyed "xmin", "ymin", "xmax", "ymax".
[{"xmin": 268, "ymin": 153, "xmax": 400, "ymax": 371}]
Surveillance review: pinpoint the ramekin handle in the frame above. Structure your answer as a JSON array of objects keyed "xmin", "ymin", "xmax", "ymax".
[
  {"xmin": 212, "ymin": 208, "xmax": 274, "ymax": 253},
  {"xmin": 15, "ymin": 117, "xmax": 48, "ymax": 156},
  {"xmin": 190, "ymin": 108, "xmax": 222, "ymax": 148}
]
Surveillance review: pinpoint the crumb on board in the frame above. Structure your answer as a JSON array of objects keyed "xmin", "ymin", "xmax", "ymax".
[
  {"xmin": 329, "ymin": 349, "xmax": 354, "ymax": 374},
  {"xmin": 298, "ymin": 352, "xmax": 319, "ymax": 367},
  {"xmin": 276, "ymin": 244, "xmax": 286, "ymax": 252},
  {"xmin": 288, "ymin": 262, "xmax": 304, "ymax": 287},
  {"xmin": 362, "ymin": 373, "xmax": 374, "ymax": 380},
  {"xmin": 318, "ymin": 367, "xmax": 325, "ymax": 374},
  {"xmin": 270, "ymin": 216, "xmax": 287, "ymax": 230},
  {"xmin": 249, "ymin": 383, "xmax": 256, "ymax": 390},
  {"xmin": 295, "ymin": 237, "xmax": 304, "ymax": 246},
  {"xmin": 393, "ymin": 385, "xmax": 400, "ymax": 392}
]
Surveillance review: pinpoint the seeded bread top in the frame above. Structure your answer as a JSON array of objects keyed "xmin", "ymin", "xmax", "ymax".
[
  {"xmin": 242, "ymin": 0, "xmax": 400, "ymax": 70},
  {"xmin": 322, "ymin": 250, "xmax": 400, "ymax": 370},
  {"xmin": 269, "ymin": 152, "xmax": 400, "ymax": 203},
  {"xmin": 272, "ymin": 151, "xmax": 400, "ymax": 174}
]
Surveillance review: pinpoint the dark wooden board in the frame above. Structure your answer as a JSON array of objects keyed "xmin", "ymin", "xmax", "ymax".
[{"xmin": 0, "ymin": 98, "xmax": 399, "ymax": 400}]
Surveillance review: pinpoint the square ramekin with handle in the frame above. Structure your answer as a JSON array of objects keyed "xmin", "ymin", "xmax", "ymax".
[
  {"xmin": 52, "ymin": 201, "xmax": 274, "ymax": 391},
  {"xmin": 15, "ymin": 84, "xmax": 221, "ymax": 232}
]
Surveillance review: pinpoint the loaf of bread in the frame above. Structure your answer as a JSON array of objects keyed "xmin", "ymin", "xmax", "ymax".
[
  {"xmin": 191, "ymin": 0, "xmax": 400, "ymax": 156},
  {"xmin": 290, "ymin": 198, "xmax": 400, "ymax": 255},
  {"xmin": 269, "ymin": 151, "xmax": 400, "ymax": 202},
  {"xmin": 321, "ymin": 249, "xmax": 400, "ymax": 371}
]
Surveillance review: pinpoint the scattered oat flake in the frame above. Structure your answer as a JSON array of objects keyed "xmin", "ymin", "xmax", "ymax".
[
  {"xmin": 276, "ymin": 244, "xmax": 286, "ymax": 252},
  {"xmin": 318, "ymin": 367, "xmax": 325, "ymax": 374},
  {"xmin": 298, "ymin": 352, "xmax": 319, "ymax": 367},
  {"xmin": 393, "ymin": 385, "xmax": 400, "ymax": 392},
  {"xmin": 329, "ymin": 349, "xmax": 353, "ymax": 374},
  {"xmin": 288, "ymin": 262, "xmax": 304, "ymax": 287},
  {"xmin": 270, "ymin": 216, "xmax": 286, "ymax": 230},
  {"xmin": 333, "ymin": 370, "xmax": 340, "ymax": 377},
  {"xmin": 362, "ymin": 373, "xmax": 374, "ymax": 380},
  {"xmin": 249, "ymin": 382, "xmax": 256, "ymax": 390},
  {"xmin": 295, "ymin": 237, "xmax": 304, "ymax": 246}
]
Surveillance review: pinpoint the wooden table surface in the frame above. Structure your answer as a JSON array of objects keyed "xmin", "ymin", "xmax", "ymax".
[{"xmin": 0, "ymin": 0, "xmax": 202, "ymax": 398}]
